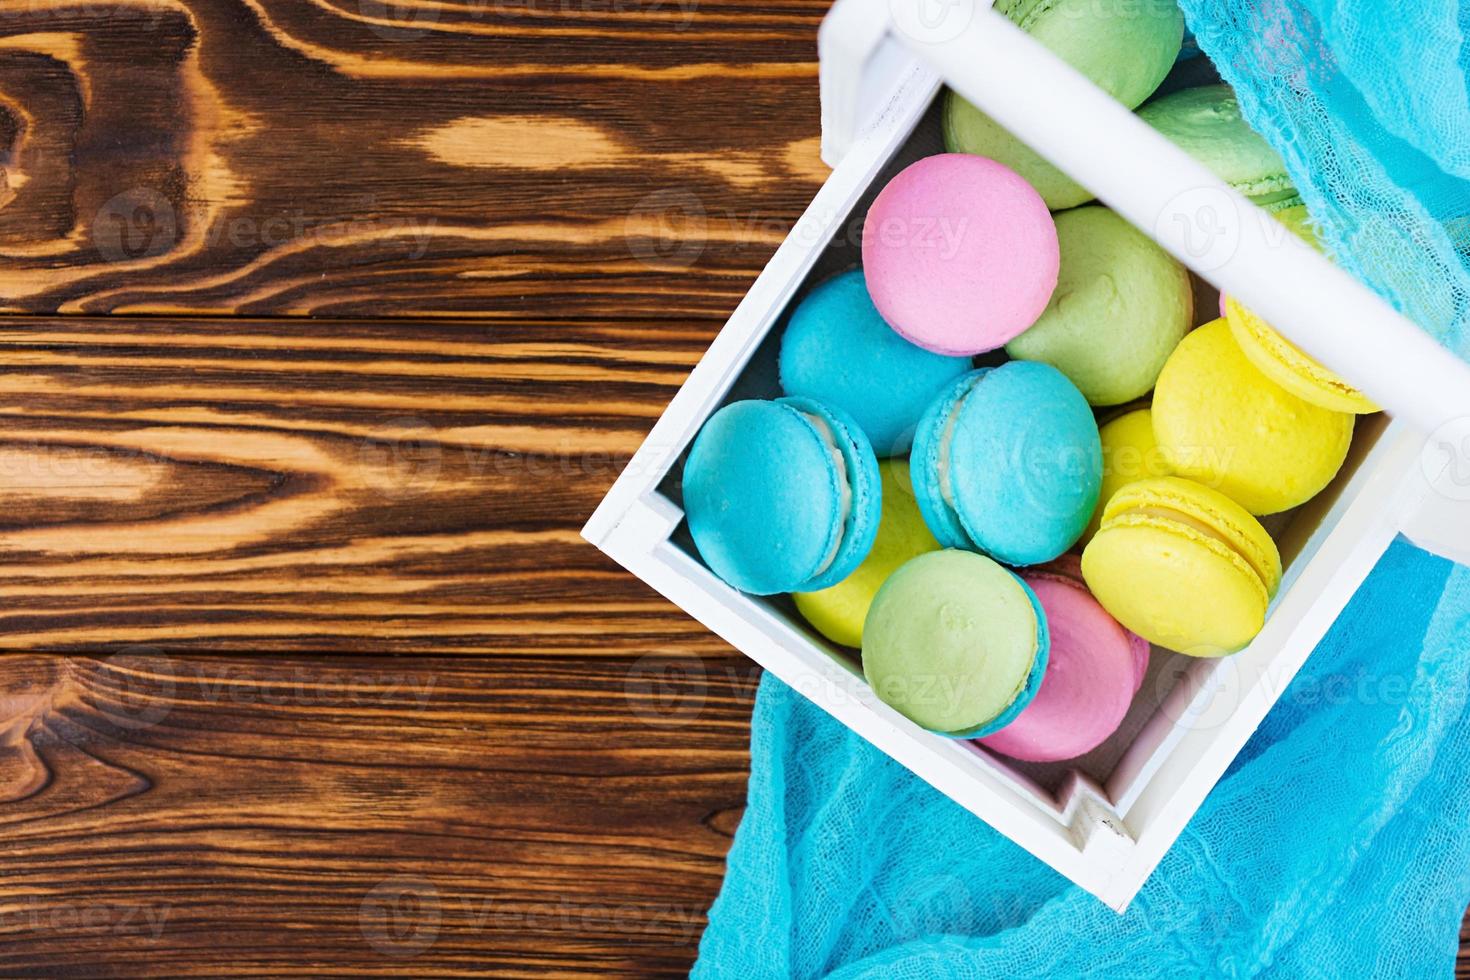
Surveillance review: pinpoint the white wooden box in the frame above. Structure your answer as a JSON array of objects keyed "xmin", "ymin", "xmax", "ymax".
[{"xmin": 584, "ymin": 0, "xmax": 1470, "ymax": 910}]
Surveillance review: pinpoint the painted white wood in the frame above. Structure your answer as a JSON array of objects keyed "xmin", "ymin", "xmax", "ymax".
[{"xmin": 584, "ymin": 1, "xmax": 1470, "ymax": 916}]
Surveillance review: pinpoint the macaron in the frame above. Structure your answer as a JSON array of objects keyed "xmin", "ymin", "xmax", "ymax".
[
  {"xmin": 943, "ymin": 0, "xmax": 1183, "ymax": 211},
  {"xmin": 863, "ymin": 549, "xmax": 1049, "ymax": 737},
  {"xmin": 778, "ymin": 270, "xmax": 973, "ymax": 456},
  {"xmin": 794, "ymin": 459, "xmax": 942, "ymax": 649},
  {"xmin": 996, "ymin": 0, "xmax": 1184, "ymax": 109},
  {"xmin": 1004, "ymin": 206, "xmax": 1194, "ymax": 406},
  {"xmin": 978, "ymin": 556, "xmax": 1149, "ymax": 762},
  {"xmin": 1219, "ymin": 206, "xmax": 1379, "ymax": 414},
  {"xmin": 942, "ymin": 93, "xmax": 1093, "ymax": 212},
  {"xmin": 911, "ymin": 362, "xmax": 1101, "ymax": 566},
  {"xmin": 1082, "ymin": 476, "xmax": 1283, "ymax": 656},
  {"xmin": 1083, "ymin": 407, "xmax": 1170, "ymax": 544},
  {"xmin": 683, "ymin": 397, "xmax": 880, "ymax": 596},
  {"xmin": 1151, "ymin": 318, "xmax": 1354, "ymax": 515},
  {"xmin": 863, "ymin": 154, "xmax": 1059, "ymax": 356},
  {"xmin": 1138, "ymin": 85, "xmax": 1298, "ymax": 206},
  {"xmin": 1226, "ymin": 298, "xmax": 1380, "ymax": 414}
]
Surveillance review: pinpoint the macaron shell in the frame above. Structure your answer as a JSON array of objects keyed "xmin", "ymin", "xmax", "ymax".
[
  {"xmin": 1005, "ymin": 206, "xmax": 1193, "ymax": 406},
  {"xmin": 955, "ymin": 573, "xmax": 1050, "ymax": 739},
  {"xmin": 863, "ymin": 154, "xmax": 1059, "ymax": 356},
  {"xmin": 794, "ymin": 460, "xmax": 941, "ymax": 649},
  {"xmin": 942, "ymin": 92, "xmax": 1093, "ymax": 211},
  {"xmin": 777, "ymin": 397, "xmax": 883, "ymax": 593},
  {"xmin": 1104, "ymin": 476, "xmax": 1282, "ymax": 595},
  {"xmin": 1006, "ymin": 0, "xmax": 1183, "ymax": 111},
  {"xmin": 1152, "ymin": 319, "xmax": 1354, "ymax": 515},
  {"xmin": 778, "ymin": 269, "xmax": 972, "ymax": 456},
  {"xmin": 862, "ymin": 549, "xmax": 1047, "ymax": 736},
  {"xmin": 683, "ymin": 400, "xmax": 844, "ymax": 595},
  {"xmin": 944, "ymin": 363, "xmax": 1102, "ymax": 565},
  {"xmin": 1082, "ymin": 516, "xmax": 1269, "ymax": 656},
  {"xmin": 1030, "ymin": 553, "xmax": 1152, "ymax": 692},
  {"xmin": 977, "ymin": 574, "xmax": 1145, "ymax": 762},
  {"xmin": 1138, "ymin": 85, "xmax": 1295, "ymax": 203},
  {"xmin": 1225, "ymin": 298, "xmax": 1380, "ymax": 414}
]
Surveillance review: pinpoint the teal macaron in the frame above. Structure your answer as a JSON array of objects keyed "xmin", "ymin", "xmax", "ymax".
[
  {"xmin": 863, "ymin": 549, "xmax": 1050, "ymax": 737},
  {"xmin": 683, "ymin": 397, "xmax": 881, "ymax": 595},
  {"xmin": 1005, "ymin": 206, "xmax": 1194, "ymax": 406},
  {"xmin": 943, "ymin": 0, "xmax": 1184, "ymax": 210},
  {"xmin": 910, "ymin": 363, "xmax": 1102, "ymax": 566},
  {"xmin": 779, "ymin": 269, "xmax": 972, "ymax": 456},
  {"xmin": 1138, "ymin": 84, "xmax": 1298, "ymax": 206}
]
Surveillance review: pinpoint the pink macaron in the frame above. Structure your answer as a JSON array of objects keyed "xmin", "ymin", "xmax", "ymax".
[
  {"xmin": 862, "ymin": 154, "xmax": 1059, "ymax": 356},
  {"xmin": 977, "ymin": 556, "xmax": 1149, "ymax": 763}
]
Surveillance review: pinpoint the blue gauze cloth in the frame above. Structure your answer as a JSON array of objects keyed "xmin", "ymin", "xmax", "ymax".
[
  {"xmin": 694, "ymin": 2, "xmax": 1470, "ymax": 975},
  {"xmin": 696, "ymin": 542, "xmax": 1470, "ymax": 978}
]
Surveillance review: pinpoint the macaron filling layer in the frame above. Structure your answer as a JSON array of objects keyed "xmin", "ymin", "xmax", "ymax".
[
  {"xmin": 1119, "ymin": 504, "xmax": 1274, "ymax": 593},
  {"xmin": 796, "ymin": 410, "xmax": 854, "ymax": 579},
  {"xmin": 776, "ymin": 396, "xmax": 883, "ymax": 594},
  {"xmin": 934, "ymin": 386, "xmax": 974, "ymax": 535}
]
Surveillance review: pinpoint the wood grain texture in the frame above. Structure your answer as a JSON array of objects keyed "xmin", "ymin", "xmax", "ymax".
[
  {"xmin": 0, "ymin": 650, "xmax": 760, "ymax": 975},
  {"xmin": 0, "ymin": 0, "xmax": 830, "ymax": 317},
  {"xmin": 0, "ymin": 314, "xmax": 718, "ymax": 652}
]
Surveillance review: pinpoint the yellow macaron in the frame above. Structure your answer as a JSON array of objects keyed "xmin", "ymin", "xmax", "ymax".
[
  {"xmin": 1152, "ymin": 318, "xmax": 1354, "ymax": 515},
  {"xmin": 1081, "ymin": 476, "xmax": 1282, "ymax": 656},
  {"xmin": 1082, "ymin": 407, "xmax": 1171, "ymax": 545},
  {"xmin": 794, "ymin": 459, "xmax": 941, "ymax": 648},
  {"xmin": 1222, "ymin": 204, "xmax": 1378, "ymax": 415},
  {"xmin": 1225, "ymin": 298, "xmax": 1380, "ymax": 414}
]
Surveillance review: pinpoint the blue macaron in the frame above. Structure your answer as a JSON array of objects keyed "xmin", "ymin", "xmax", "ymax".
[
  {"xmin": 683, "ymin": 396, "xmax": 882, "ymax": 595},
  {"xmin": 911, "ymin": 363, "xmax": 1102, "ymax": 566},
  {"xmin": 778, "ymin": 270, "xmax": 972, "ymax": 456}
]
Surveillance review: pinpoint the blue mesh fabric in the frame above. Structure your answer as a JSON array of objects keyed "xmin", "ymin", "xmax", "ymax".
[
  {"xmin": 696, "ymin": 541, "xmax": 1470, "ymax": 978},
  {"xmin": 693, "ymin": 5, "xmax": 1470, "ymax": 972},
  {"xmin": 1185, "ymin": 1, "xmax": 1470, "ymax": 357}
]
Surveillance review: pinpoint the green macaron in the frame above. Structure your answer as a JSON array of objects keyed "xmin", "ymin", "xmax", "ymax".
[
  {"xmin": 1138, "ymin": 85, "xmax": 1297, "ymax": 206},
  {"xmin": 944, "ymin": 0, "xmax": 1184, "ymax": 210},
  {"xmin": 862, "ymin": 549, "xmax": 1049, "ymax": 738},
  {"xmin": 1005, "ymin": 206, "xmax": 1194, "ymax": 405}
]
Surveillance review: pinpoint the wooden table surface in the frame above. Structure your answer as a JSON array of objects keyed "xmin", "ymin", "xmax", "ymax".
[{"xmin": 0, "ymin": 1, "xmax": 1462, "ymax": 976}]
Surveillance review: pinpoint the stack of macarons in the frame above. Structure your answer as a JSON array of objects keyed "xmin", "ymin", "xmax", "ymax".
[{"xmin": 678, "ymin": 8, "xmax": 1377, "ymax": 761}]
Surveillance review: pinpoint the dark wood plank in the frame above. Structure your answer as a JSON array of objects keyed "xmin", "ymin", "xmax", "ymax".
[
  {"xmin": 0, "ymin": 650, "xmax": 760, "ymax": 976},
  {"xmin": 1462, "ymin": 911, "xmax": 1469, "ymax": 979},
  {"xmin": 0, "ymin": 0, "xmax": 830, "ymax": 317},
  {"xmin": 0, "ymin": 315, "xmax": 716, "ymax": 653}
]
